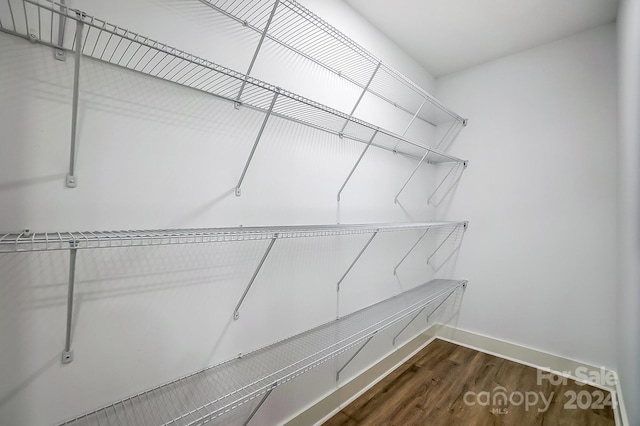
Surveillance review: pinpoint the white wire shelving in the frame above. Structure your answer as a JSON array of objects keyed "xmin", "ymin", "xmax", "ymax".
[
  {"xmin": 198, "ymin": 0, "xmax": 466, "ymax": 129},
  {"xmin": 2, "ymin": 221, "xmax": 467, "ymax": 366},
  {"xmin": 58, "ymin": 278, "xmax": 467, "ymax": 426},
  {"xmin": 0, "ymin": 1, "xmax": 471, "ymax": 421},
  {"xmin": 0, "ymin": 221, "xmax": 465, "ymax": 253},
  {"xmin": 0, "ymin": 0, "xmax": 467, "ymax": 199}
]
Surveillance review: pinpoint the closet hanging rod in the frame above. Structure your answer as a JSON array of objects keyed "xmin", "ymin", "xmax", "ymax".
[
  {"xmin": 0, "ymin": 0, "xmax": 466, "ymax": 167},
  {"xmin": 0, "ymin": 221, "xmax": 468, "ymax": 253}
]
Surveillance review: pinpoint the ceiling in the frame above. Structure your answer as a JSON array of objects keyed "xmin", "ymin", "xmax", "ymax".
[{"xmin": 343, "ymin": 0, "xmax": 619, "ymax": 77}]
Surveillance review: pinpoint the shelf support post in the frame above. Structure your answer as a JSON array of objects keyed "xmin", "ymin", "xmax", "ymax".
[
  {"xmin": 425, "ymin": 287, "xmax": 460, "ymax": 323},
  {"xmin": 394, "ymin": 148, "xmax": 431, "ymax": 203},
  {"xmin": 235, "ymin": 0, "xmax": 280, "ymax": 106},
  {"xmin": 403, "ymin": 98, "xmax": 427, "ymax": 135},
  {"xmin": 427, "ymin": 223, "xmax": 465, "ymax": 266},
  {"xmin": 392, "ymin": 281, "xmax": 467, "ymax": 346},
  {"xmin": 338, "ymin": 61, "xmax": 381, "ymax": 136},
  {"xmin": 392, "ymin": 285, "xmax": 463, "ymax": 345},
  {"xmin": 54, "ymin": 0, "xmax": 66, "ymax": 61},
  {"xmin": 66, "ymin": 15, "xmax": 83, "ymax": 188},
  {"xmin": 427, "ymin": 160, "xmax": 467, "ymax": 206},
  {"xmin": 236, "ymin": 90, "xmax": 279, "ymax": 196},
  {"xmin": 242, "ymin": 381, "xmax": 277, "ymax": 426},
  {"xmin": 435, "ymin": 118, "xmax": 467, "ymax": 152},
  {"xmin": 392, "ymin": 305, "xmax": 428, "ymax": 346},
  {"xmin": 393, "ymin": 98, "xmax": 426, "ymax": 151},
  {"xmin": 336, "ymin": 231, "xmax": 378, "ymax": 293},
  {"xmin": 393, "ymin": 228, "xmax": 430, "ymax": 275},
  {"xmin": 62, "ymin": 240, "xmax": 78, "ymax": 364},
  {"xmin": 336, "ymin": 333, "xmax": 376, "ymax": 381},
  {"xmin": 337, "ymin": 129, "xmax": 378, "ymax": 201},
  {"xmin": 234, "ymin": 235, "xmax": 278, "ymax": 320}
]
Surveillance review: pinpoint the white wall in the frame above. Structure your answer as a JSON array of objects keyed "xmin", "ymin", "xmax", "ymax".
[
  {"xmin": 616, "ymin": 0, "xmax": 640, "ymax": 423},
  {"xmin": 0, "ymin": 1, "xmax": 464, "ymax": 425},
  {"xmin": 435, "ymin": 24, "xmax": 618, "ymax": 369}
]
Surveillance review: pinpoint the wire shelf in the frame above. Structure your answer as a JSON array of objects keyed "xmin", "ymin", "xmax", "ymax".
[
  {"xmin": 198, "ymin": 0, "xmax": 464, "ymax": 127},
  {"xmin": 0, "ymin": 221, "xmax": 466, "ymax": 253},
  {"xmin": 0, "ymin": 0, "xmax": 465, "ymax": 163},
  {"xmin": 58, "ymin": 279, "xmax": 465, "ymax": 426}
]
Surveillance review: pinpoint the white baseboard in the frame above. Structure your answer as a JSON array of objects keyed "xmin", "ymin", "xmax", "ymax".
[
  {"xmin": 282, "ymin": 325, "xmax": 440, "ymax": 426},
  {"xmin": 284, "ymin": 325, "xmax": 628, "ymax": 426},
  {"xmin": 435, "ymin": 325, "xmax": 627, "ymax": 426}
]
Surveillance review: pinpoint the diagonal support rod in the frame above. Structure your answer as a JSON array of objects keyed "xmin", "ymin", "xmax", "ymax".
[
  {"xmin": 393, "ymin": 281, "xmax": 467, "ymax": 345},
  {"xmin": 235, "ymin": 0, "xmax": 280, "ymax": 105},
  {"xmin": 393, "ymin": 98, "xmax": 426, "ymax": 151},
  {"xmin": 243, "ymin": 382, "xmax": 277, "ymax": 426},
  {"xmin": 435, "ymin": 118, "xmax": 466, "ymax": 152},
  {"xmin": 338, "ymin": 61, "xmax": 381, "ymax": 136},
  {"xmin": 394, "ymin": 148, "xmax": 431, "ymax": 203},
  {"xmin": 427, "ymin": 223, "xmax": 463, "ymax": 266},
  {"xmin": 236, "ymin": 90, "xmax": 279, "ymax": 196},
  {"xmin": 337, "ymin": 129, "xmax": 378, "ymax": 201},
  {"xmin": 336, "ymin": 231, "xmax": 378, "ymax": 292},
  {"xmin": 62, "ymin": 241, "xmax": 79, "ymax": 364},
  {"xmin": 427, "ymin": 161, "xmax": 467, "ymax": 206},
  {"xmin": 426, "ymin": 286, "xmax": 462, "ymax": 323},
  {"xmin": 393, "ymin": 228, "xmax": 430, "ymax": 275},
  {"xmin": 66, "ymin": 16, "xmax": 83, "ymax": 188},
  {"xmin": 392, "ymin": 305, "xmax": 428, "ymax": 346},
  {"xmin": 234, "ymin": 235, "xmax": 278, "ymax": 320},
  {"xmin": 336, "ymin": 333, "xmax": 376, "ymax": 381},
  {"xmin": 393, "ymin": 117, "xmax": 466, "ymax": 200}
]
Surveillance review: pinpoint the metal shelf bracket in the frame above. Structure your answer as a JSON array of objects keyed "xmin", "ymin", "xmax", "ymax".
[
  {"xmin": 54, "ymin": 0, "xmax": 66, "ymax": 61},
  {"xmin": 338, "ymin": 61, "xmax": 381, "ymax": 135},
  {"xmin": 234, "ymin": 234, "xmax": 278, "ymax": 320},
  {"xmin": 392, "ymin": 305, "xmax": 428, "ymax": 346},
  {"xmin": 62, "ymin": 240, "xmax": 79, "ymax": 364},
  {"xmin": 427, "ymin": 161, "xmax": 463, "ymax": 206},
  {"xmin": 393, "ymin": 98, "xmax": 427, "ymax": 151},
  {"xmin": 234, "ymin": 0, "xmax": 280, "ymax": 104},
  {"xmin": 425, "ymin": 288, "xmax": 458, "ymax": 323},
  {"xmin": 427, "ymin": 222, "xmax": 466, "ymax": 267},
  {"xmin": 393, "ymin": 228, "xmax": 430, "ymax": 275},
  {"xmin": 336, "ymin": 333, "xmax": 376, "ymax": 381},
  {"xmin": 336, "ymin": 230, "xmax": 378, "ymax": 292},
  {"xmin": 66, "ymin": 13, "xmax": 83, "ymax": 188},
  {"xmin": 434, "ymin": 118, "xmax": 464, "ymax": 151},
  {"xmin": 236, "ymin": 90, "xmax": 280, "ymax": 196},
  {"xmin": 394, "ymin": 149, "xmax": 431, "ymax": 203},
  {"xmin": 337, "ymin": 129, "xmax": 379, "ymax": 201},
  {"xmin": 243, "ymin": 381, "xmax": 277, "ymax": 426},
  {"xmin": 393, "ymin": 282, "xmax": 467, "ymax": 345}
]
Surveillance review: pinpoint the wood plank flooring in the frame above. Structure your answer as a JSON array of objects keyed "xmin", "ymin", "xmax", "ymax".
[{"xmin": 324, "ymin": 339, "xmax": 615, "ymax": 425}]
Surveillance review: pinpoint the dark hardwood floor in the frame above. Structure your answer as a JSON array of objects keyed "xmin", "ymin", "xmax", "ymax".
[{"xmin": 324, "ymin": 339, "xmax": 615, "ymax": 425}]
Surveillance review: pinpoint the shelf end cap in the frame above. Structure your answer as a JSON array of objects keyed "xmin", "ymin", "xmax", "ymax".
[
  {"xmin": 66, "ymin": 174, "xmax": 77, "ymax": 188},
  {"xmin": 62, "ymin": 350, "xmax": 74, "ymax": 364}
]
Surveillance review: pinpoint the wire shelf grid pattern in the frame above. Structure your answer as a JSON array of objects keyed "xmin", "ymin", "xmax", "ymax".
[
  {"xmin": 0, "ymin": 0, "xmax": 465, "ymax": 163},
  {"xmin": 199, "ymin": 0, "xmax": 463, "ymax": 127},
  {"xmin": 0, "ymin": 222, "xmax": 466, "ymax": 253},
  {"xmin": 59, "ymin": 279, "xmax": 464, "ymax": 426}
]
